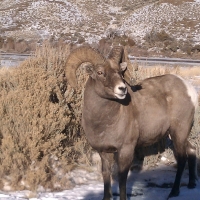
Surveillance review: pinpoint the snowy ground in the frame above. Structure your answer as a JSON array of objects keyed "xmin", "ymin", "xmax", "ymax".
[{"xmin": 0, "ymin": 164, "xmax": 199, "ymax": 200}]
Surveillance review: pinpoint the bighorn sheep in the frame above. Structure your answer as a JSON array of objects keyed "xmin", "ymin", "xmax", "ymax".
[{"xmin": 65, "ymin": 45, "xmax": 198, "ymax": 200}]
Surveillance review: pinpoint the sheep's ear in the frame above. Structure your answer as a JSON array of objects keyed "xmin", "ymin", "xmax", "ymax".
[{"xmin": 120, "ymin": 62, "xmax": 127, "ymax": 72}]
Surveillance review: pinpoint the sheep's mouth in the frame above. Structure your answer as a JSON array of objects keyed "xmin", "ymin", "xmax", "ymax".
[
  {"xmin": 114, "ymin": 92, "xmax": 127, "ymax": 99},
  {"xmin": 113, "ymin": 83, "xmax": 127, "ymax": 99}
]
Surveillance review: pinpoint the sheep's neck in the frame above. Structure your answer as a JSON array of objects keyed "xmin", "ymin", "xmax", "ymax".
[
  {"xmin": 83, "ymin": 85, "xmax": 121, "ymax": 123},
  {"xmin": 83, "ymin": 79, "xmax": 127, "ymax": 128}
]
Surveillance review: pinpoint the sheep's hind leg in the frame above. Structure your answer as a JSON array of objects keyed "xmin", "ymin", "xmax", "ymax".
[
  {"xmin": 99, "ymin": 152, "xmax": 113, "ymax": 200},
  {"xmin": 168, "ymin": 130, "xmax": 187, "ymax": 199},
  {"xmin": 168, "ymin": 154, "xmax": 187, "ymax": 199},
  {"xmin": 187, "ymin": 141, "xmax": 197, "ymax": 189}
]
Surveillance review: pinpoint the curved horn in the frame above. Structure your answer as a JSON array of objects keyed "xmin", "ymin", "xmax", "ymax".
[
  {"xmin": 108, "ymin": 46, "xmax": 135, "ymax": 85},
  {"xmin": 65, "ymin": 46, "xmax": 105, "ymax": 87},
  {"xmin": 123, "ymin": 46, "xmax": 136, "ymax": 85},
  {"xmin": 108, "ymin": 46, "xmax": 124, "ymax": 63}
]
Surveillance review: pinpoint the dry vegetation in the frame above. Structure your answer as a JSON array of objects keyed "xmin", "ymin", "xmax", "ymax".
[
  {"xmin": 0, "ymin": 43, "xmax": 199, "ymax": 192},
  {"xmin": 0, "ymin": 43, "xmax": 92, "ymax": 191}
]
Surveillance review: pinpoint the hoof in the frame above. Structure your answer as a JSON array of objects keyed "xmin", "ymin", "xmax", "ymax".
[
  {"xmin": 102, "ymin": 196, "xmax": 113, "ymax": 200},
  {"xmin": 167, "ymin": 190, "xmax": 179, "ymax": 199},
  {"xmin": 188, "ymin": 181, "xmax": 196, "ymax": 189}
]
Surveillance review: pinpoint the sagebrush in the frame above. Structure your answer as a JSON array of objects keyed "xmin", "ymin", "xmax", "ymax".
[{"xmin": 0, "ymin": 42, "xmax": 91, "ymax": 191}]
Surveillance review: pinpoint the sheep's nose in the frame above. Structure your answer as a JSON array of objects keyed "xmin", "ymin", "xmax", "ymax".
[
  {"xmin": 114, "ymin": 82, "xmax": 127, "ymax": 99},
  {"xmin": 118, "ymin": 86, "xmax": 127, "ymax": 93}
]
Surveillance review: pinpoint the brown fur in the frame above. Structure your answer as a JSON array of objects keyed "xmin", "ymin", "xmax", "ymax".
[{"xmin": 66, "ymin": 46, "xmax": 198, "ymax": 200}]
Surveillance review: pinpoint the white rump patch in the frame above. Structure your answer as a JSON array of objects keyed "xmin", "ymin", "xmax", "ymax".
[{"xmin": 175, "ymin": 75, "xmax": 198, "ymax": 109}]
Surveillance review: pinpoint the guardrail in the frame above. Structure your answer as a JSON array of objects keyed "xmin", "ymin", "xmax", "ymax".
[
  {"xmin": 0, "ymin": 53, "xmax": 33, "ymax": 56},
  {"xmin": 129, "ymin": 56, "xmax": 200, "ymax": 66}
]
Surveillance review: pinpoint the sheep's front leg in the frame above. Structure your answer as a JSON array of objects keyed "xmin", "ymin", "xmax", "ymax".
[
  {"xmin": 99, "ymin": 152, "xmax": 113, "ymax": 200},
  {"xmin": 116, "ymin": 145, "xmax": 134, "ymax": 200}
]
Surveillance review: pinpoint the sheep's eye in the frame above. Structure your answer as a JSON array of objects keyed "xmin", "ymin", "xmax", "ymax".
[{"xmin": 97, "ymin": 71, "xmax": 103, "ymax": 76}]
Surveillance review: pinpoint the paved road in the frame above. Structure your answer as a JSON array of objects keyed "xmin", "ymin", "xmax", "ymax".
[
  {"xmin": 0, "ymin": 53, "xmax": 32, "ymax": 67},
  {"xmin": 1, "ymin": 53, "xmax": 200, "ymax": 67}
]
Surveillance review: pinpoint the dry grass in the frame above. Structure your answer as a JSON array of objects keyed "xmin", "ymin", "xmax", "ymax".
[{"xmin": 130, "ymin": 62, "xmax": 200, "ymax": 88}]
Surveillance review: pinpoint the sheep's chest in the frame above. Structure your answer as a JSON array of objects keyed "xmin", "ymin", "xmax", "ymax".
[
  {"xmin": 82, "ymin": 119, "xmax": 123, "ymax": 152},
  {"xmin": 82, "ymin": 106, "xmax": 134, "ymax": 152}
]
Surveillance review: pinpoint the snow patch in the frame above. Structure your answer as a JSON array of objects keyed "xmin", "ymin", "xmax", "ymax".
[{"xmin": 0, "ymin": 164, "xmax": 200, "ymax": 200}]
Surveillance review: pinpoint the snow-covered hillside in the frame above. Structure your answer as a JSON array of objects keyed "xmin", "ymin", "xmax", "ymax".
[
  {"xmin": 0, "ymin": 0, "xmax": 200, "ymax": 45},
  {"xmin": 123, "ymin": 2, "xmax": 200, "ymax": 43}
]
